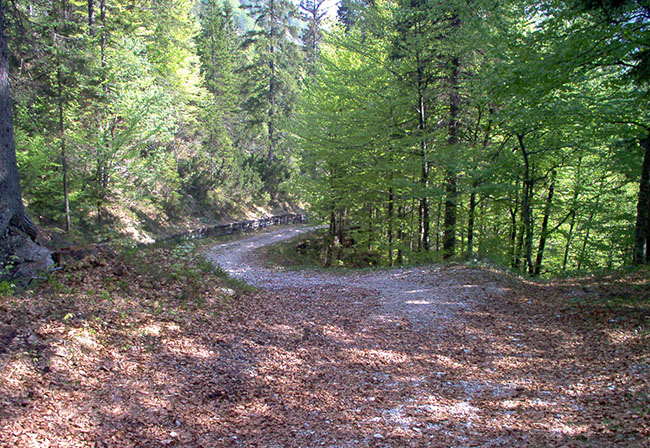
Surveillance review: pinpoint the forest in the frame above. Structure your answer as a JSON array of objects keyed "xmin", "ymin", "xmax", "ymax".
[
  {"xmin": 0, "ymin": 0, "xmax": 649, "ymax": 277},
  {"xmin": 1, "ymin": 1, "xmax": 649, "ymax": 446}
]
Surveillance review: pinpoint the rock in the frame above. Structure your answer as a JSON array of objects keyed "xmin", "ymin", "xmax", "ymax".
[
  {"xmin": 0, "ymin": 228, "xmax": 53, "ymax": 280},
  {"xmin": 221, "ymin": 287, "xmax": 236, "ymax": 297}
]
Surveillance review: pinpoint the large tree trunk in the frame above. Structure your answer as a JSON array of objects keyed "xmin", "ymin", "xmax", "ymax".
[
  {"xmin": 0, "ymin": 1, "xmax": 52, "ymax": 279},
  {"xmin": 633, "ymin": 134, "xmax": 650, "ymax": 264}
]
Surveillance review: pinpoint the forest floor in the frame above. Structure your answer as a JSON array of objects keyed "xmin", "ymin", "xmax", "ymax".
[{"xmin": 1, "ymin": 225, "xmax": 649, "ymax": 447}]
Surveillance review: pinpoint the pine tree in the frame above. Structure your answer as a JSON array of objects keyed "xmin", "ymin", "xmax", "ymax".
[{"xmin": 241, "ymin": 0, "xmax": 302, "ymax": 162}]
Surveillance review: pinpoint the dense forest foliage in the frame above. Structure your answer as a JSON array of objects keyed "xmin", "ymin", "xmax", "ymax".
[
  {"xmin": 293, "ymin": 0, "xmax": 650, "ymax": 275},
  {"xmin": 6, "ymin": 0, "xmax": 321, "ymax": 241},
  {"xmin": 5, "ymin": 0, "xmax": 650, "ymax": 275}
]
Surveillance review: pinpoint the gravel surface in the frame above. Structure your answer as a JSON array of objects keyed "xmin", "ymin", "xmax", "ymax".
[{"xmin": 207, "ymin": 226, "xmax": 487, "ymax": 329}]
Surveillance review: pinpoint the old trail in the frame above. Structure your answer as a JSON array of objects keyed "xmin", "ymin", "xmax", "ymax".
[
  {"xmin": 204, "ymin": 225, "xmax": 610, "ymax": 447},
  {"xmin": 208, "ymin": 225, "xmax": 501, "ymax": 329}
]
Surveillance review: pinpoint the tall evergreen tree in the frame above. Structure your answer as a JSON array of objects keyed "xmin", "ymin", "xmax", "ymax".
[{"xmin": 241, "ymin": 0, "xmax": 302, "ymax": 161}]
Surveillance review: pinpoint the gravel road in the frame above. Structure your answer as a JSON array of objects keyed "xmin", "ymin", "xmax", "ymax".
[{"xmin": 207, "ymin": 225, "xmax": 504, "ymax": 329}]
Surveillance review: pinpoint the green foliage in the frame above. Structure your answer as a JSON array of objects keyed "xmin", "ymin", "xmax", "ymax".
[{"xmin": 291, "ymin": 0, "xmax": 647, "ymax": 275}]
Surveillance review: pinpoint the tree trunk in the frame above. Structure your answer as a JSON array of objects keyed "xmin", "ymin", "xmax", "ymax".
[
  {"xmin": 517, "ymin": 133, "xmax": 534, "ymax": 274},
  {"xmin": 397, "ymin": 204, "xmax": 404, "ymax": 265},
  {"xmin": 0, "ymin": 1, "xmax": 52, "ymax": 278},
  {"xmin": 387, "ymin": 189, "xmax": 394, "ymax": 265},
  {"xmin": 268, "ymin": 0, "xmax": 276, "ymax": 161},
  {"xmin": 577, "ymin": 180, "xmax": 603, "ymax": 270},
  {"xmin": 533, "ymin": 171, "xmax": 555, "ymax": 276},
  {"xmin": 416, "ymin": 51, "xmax": 430, "ymax": 252},
  {"xmin": 443, "ymin": 14, "xmax": 461, "ymax": 260},
  {"xmin": 57, "ymin": 66, "xmax": 71, "ymax": 233},
  {"xmin": 509, "ymin": 184, "xmax": 519, "ymax": 268},
  {"xmin": 100, "ymin": 0, "xmax": 106, "ymax": 67},
  {"xmin": 88, "ymin": 0, "xmax": 95, "ymax": 36},
  {"xmin": 562, "ymin": 160, "xmax": 582, "ymax": 271},
  {"xmin": 633, "ymin": 134, "xmax": 650, "ymax": 264},
  {"xmin": 467, "ymin": 188, "xmax": 476, "ymax": 259},
  {"xmin": 562, "ymin": 211, "xmax": 576, "ymax": 271},
  {"xmin": 325, "ymin": 208, "xmax": 335, "ymax": 267}
]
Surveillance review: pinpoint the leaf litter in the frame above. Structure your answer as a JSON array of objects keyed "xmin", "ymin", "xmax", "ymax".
[{"xmin": 0, "ymin": 227, "xmax": 648, "ymax": 447}]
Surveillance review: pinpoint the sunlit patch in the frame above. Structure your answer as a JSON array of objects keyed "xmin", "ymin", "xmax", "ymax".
[
  {"xmin": 405, "ymin": 300, "xmax": 432, "ymax": 305},
  {"xmin": 268, "ymin": 323, "xmax": 297, "ymax": 335},
  {"xmin": 68, "ymin": 327, "xmax": 100, "ymax": 352},
  {"xmin": 606, "ymin": 329, "xmax": 639, "ymax": 345},
  {"xmin": 165, "ymin": 322, "xmax": 180, "ymax": 332},
  {"xmin": 322, "ymin": 324, "xmax": 354, "ymax": 343},
  {"xmin": 164, "ymin": 336, "xmax": 214, "ymax": 358},
  {"xmin": 1, "ymin": 359, "xmax": 32, "ymax": 386},
  {"xmin": 404, "ymin": 289, "xmax": 431, "ymax": 294},
  {"xmin": 421, "ymin": 401, "xmax": 480, "ymax": 417},
  {"xmin": 140, "ymin": 323, "xmax": 161, "ymax": 337},
  {"xmin": 551, "ymin": 424, "xmax": 591, "ymax": 436},
  {"xmin": 434, "ymin": 354, "xmax": 467, "ymax": 369},
  {"xmin": 345, "ymin": 348, "xmax": 411, "ymax": 364}
]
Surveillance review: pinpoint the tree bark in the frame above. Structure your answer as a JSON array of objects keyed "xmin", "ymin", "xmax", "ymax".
[
  {"xmin": 562, "ymin": 160, "xmax": 582, "ymax": 271},
  {"xmin": 443, "ymin": 39, "xmax": 460, "ymax": 259},
  {"xmin": 88, "ymin": 0, "xmax": 95, "ymax": 36},
  {"xmin": 56, "ymin": 66, "xmax": 71, "ymax": 233},
  {"xmin": 467, "ymin": 188, "xmax": 476, "ymax": 259},
  {"xmin": 633, "ymin": 134, "xmax": 650, "ymax": 264},
  {"xmin": 517, "ymin": 133, "xmax": 534, "ymax": 274},
  {"xmin": 0, "ymin": 1, "xmax": 52, "ymax": 278},
  {"xmin": 268, "ymin": 0, "xmax": 276, "ymax": 161},
  {"xmin": 415, "ymin": 50, "xmax": 430, "ymax": 252},
  {"xmin": 387, "ymin": 189, "xmax": 394, "ymax": 265},
  {"xmin": 533, "ymin": 171, "xmax": 555, "ymax": 276}
]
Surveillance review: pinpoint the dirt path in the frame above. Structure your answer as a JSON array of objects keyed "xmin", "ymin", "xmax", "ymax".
[
  {"xmin": 2, "ymin": 227, "xmax": 645, "ymax": 447},
  {"xmin": 208, "ymin": 225, "xmax": 498, "ymax": 329},
  {"xmin": 204, "ymin": 227, "xmax": 648, "ymax": 447}
]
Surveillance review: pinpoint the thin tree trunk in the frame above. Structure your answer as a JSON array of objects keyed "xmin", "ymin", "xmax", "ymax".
[
  {"xmin": 415, "ymin": 53, "xmax": 430, "ymax": 252},
  {"xmin": 100, "ymin": 0, "xmax": 106, "ymax": 67},
  {"xmin": 562, "ymin": 160, "xmax": 582, "ymax": 271},
  {"xmin": 562, "ymin": 211, "xmax": 576, "ymax": 271},
  {"xmin": 435, "ymin": 199, "xmax": 442, "ymax": 251},
  {"xmin": 633, "ymin": 134, "xmax": 650, "ymax": 264},
  {"xmin": 268, "ymin": 0, "xmax": 276, "ymax": 161},
  {"xmin": 397, "ymin": 203, "xmax": 404, "ymax": 265},
  {"xmin": 467, "ymin": 188, "xmax": 476, "ymax": 259},
  {"xmin": 509, "ymin": 184, "xmax": 519, "ymax": 268},
  {"xmin": 517, "ymin": 133, "xmax": 534, "ymax": 274},
  {"xmin": 387, "ymin": 189, "xmax": 394, "ymax": 265},
  {"xmin": 534, "ymin": 171, "xmax": 555, "ymax": 276},
  {"xmin": 646, "ymin": 191, "xmax": 650, "ymax": 261},
  {"xmin": 56, "ymin": 54, "xmax": 70, "ymax": 232},
  {"xmin": 577, "ymin": 182, "xmax": 603, "ymax": 270},
  {"xmin": 443, "ymin": 14, "xmax": 460, "ymax": 260},
  {"xmin": 88, "ymin": 0, "xmax": 95, "ymax": 36},
  {"xmin": 368, "ymin": 204, "xmax": 373, "ymax": 251},
  {"xmin": 325, "ymin": 208, "xmax": 336, "ymax": 267}
]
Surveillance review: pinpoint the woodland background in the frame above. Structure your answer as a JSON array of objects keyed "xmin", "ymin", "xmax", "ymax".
[{"xmin": 6, "ymin": 0, "xmax": 650, "ymax": 276}]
